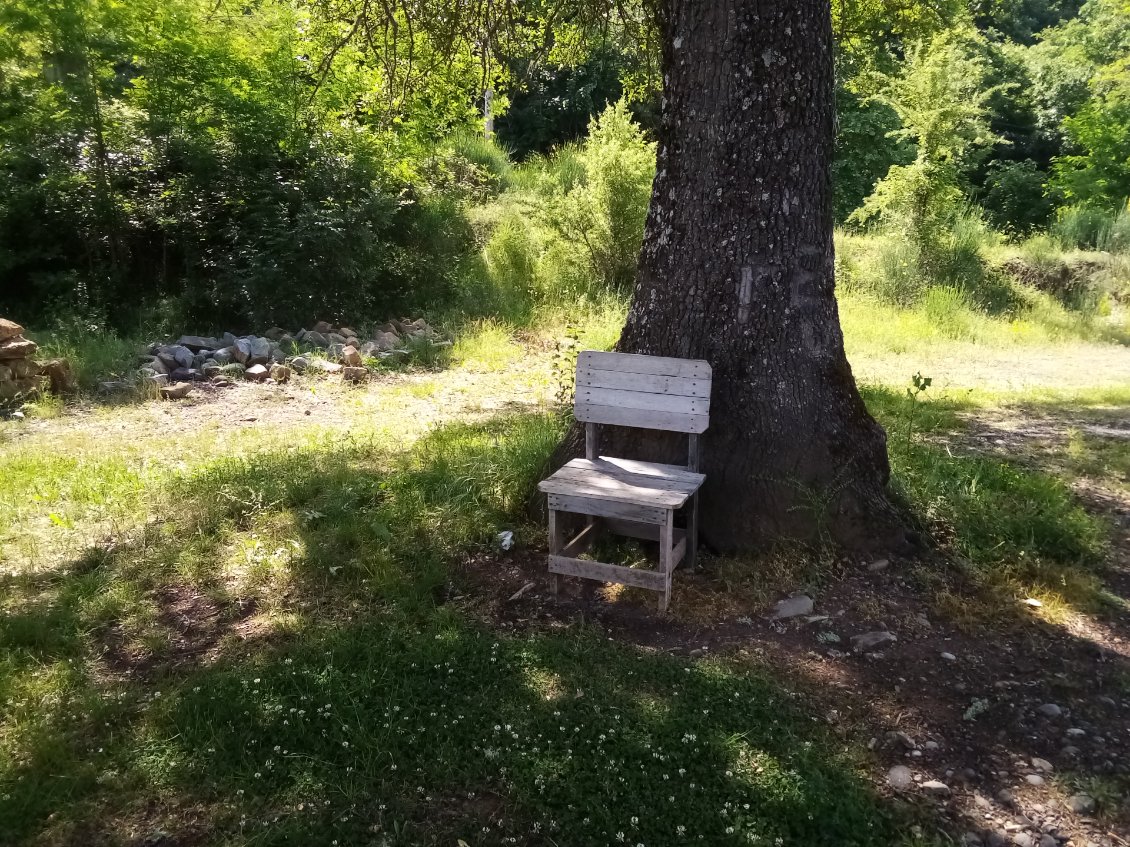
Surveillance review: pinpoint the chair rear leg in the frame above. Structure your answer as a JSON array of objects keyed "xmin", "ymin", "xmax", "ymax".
[{"xmin": 687, "ymin": 491, "xmax": 699, "ymax": 571}]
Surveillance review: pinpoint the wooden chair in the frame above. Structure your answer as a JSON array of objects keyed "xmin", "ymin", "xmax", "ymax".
[{"xmin": 537, "ymin": 351, "xmax": 711, "ymax": 611}]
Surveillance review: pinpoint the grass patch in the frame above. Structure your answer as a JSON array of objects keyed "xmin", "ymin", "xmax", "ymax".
[{"xmin": 0, "ymin": 410, "xmax": 905, "ymax": 845}]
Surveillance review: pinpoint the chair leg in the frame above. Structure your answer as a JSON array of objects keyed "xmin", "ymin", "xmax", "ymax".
[
  {"xmin": 687, "ymin": 491, "xmax": 699, "ymax": 571},
  {"xmin": 548, "ymin": 508, "xmax": 561, "ymax": 597},
  {"xmin": 658, "ymin": 515, "xmax": 674, "ymax": 611}
]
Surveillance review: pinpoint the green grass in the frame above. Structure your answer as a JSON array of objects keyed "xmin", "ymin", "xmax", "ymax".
[{"xmin": 0, "ymin": 411, "xmax": 906, "ymax": 845}]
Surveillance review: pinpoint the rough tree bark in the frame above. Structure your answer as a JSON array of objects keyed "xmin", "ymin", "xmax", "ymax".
[{"xmin": 575, "ymin": 0, "xmax": 908, "ymax": 553}]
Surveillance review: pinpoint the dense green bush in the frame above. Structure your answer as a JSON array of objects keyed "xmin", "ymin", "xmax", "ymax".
[
  {"xmin": 475, "ymin": 101, "xmax": 655, "ymax": 314},
  {"xmin": 0, "ymin": 0, "xmax": 481, "ymax": 333}
]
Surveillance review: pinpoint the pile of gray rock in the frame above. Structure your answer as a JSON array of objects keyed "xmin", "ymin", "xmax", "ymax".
[
  {"xmin": 0, "ymin": 317, "xmax": 73, "ymax": 403},
  {"xmin": 133, "ymin": 318, "xmax": 445, "ymax": 399}
]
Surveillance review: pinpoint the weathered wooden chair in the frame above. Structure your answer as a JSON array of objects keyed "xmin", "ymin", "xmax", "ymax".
[{"xmin": 537, "ymin": 351, "xmax": 711, "ymax": 610}]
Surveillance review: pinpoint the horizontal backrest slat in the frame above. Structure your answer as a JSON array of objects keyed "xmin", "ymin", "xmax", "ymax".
[
  {"xmin": 577, "ymin": 350, "xmax": 710, "ymax": 379},
  {"xmin": 576, "ymin": 368, "xmax": 710, "ymax": 398},
  {"xmin": 577, "ymin": 385, "xmax": 707, "ymax": 415},
  {"xmin": 575, "ymin": 402, "xmax": 709, "ymax": 434},
  {"xmin": 574, "ymin": 351, "xmax": 712, "ymax": 433}
]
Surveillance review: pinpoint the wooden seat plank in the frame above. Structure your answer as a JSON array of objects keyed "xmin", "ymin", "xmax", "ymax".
[
  {"xmin": 594, "ymin": 456, "xmax": 705, "ymax": 484},
  {"xmin": 539, "ymin": 472, "xmax": 690, "ymax": 508},
  {"xmin": 547, "ymin": 493, "xmax": 668, "ymax": 524},
  {"xmin": 579, "ymin": 457, "xmax": 705, "ymax": 487}
]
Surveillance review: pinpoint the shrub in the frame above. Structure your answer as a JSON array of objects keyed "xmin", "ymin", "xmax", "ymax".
[{"xmin": 1052, "ymin": 204, "xmax": 1117, "ymax": 249}]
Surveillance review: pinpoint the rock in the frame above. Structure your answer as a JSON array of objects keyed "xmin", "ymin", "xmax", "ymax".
[
  {"xmin": 160, "ymin": 382, "xmax": 192, "ymax": 400},
  {"xmin": 245, "ymin": 364, "xmax": 269, "ymax": 382},
  {"xmin": 962, "ymin": 833, "xmax": 983, "ymax": 846},
  {"xmin": 921, "ymin": 780, "xmax": 950, "ymax": 797},
  {"xmin": 312, "ymin": 320, "xmax": 333, "ymax": 334},
  {"xmin": 142, "ymin": 356, "xmax": 168, "ymax": 374},
  {"xmin": 169, "ymin": 368, "xmax": 204, "ymax": 382},
  {"xmin": 867, "ymin": 558, "xmax": 890, "ymax": 572},
  {"xmin": 342, "ymin": 345, "xmax": 363, "ymax": 367},
  {"xmin": 359, "ymin": 341, "xmax": 378, "ymax": 356},
  {"xmin": 166, "ymin": 345, "xmax": 195, "ymax": 369},
  {"xmin": 1031, "ymin": 757, "xmax": 1053, "ymax": 773},
  {"xmin": 941, "ymin": 651, "xmax": 957, "ymax": 661},
  {"xmin": 771, "ymin": 594, "xmax": 814, "ymax": 620},
  {"xmin": 247, "ymin": 337, "xmax": 271, "ymax": 365},
  {"xmin": 264, "ymin": 327, "xmax": 288, "ymax": 341},
  {"xmin": 1037, "ymin": 704, "xmax": 1062, "ymax": 719},
  {"xmin": 997, "ymin": 789, "xmax": 1015, "ymax": 805},
  {"xmin": 1065, "ymin": 727, "xmax": 1086, "ymax": 738},
  {"xmin": 0, "ymin": 363, "xmax": 10, "ymax": 382},
  {"xmin": 1066, "ymin": 793, "xmax": 1095, "ymax": 815},
  {"xmin": 269, "ymin": 364, "xmax": 291, "ymax": 384},
  {"xmin": 268, "ymin": 343, "xmax": 285, "ymax": 364},
  {"xmin": 851, "ymin": 630, "xmax": 896, "ymax": 653},
  {"xmin": 313, "ymin": 359, "xmax": 342, "ymax": 374},
  {"xmin": 192, "ymin": 351, "xmax": 211, "ymax": 369},
  {"xmin": 924, "ymin": 740, "xmax": 940, "ymax": 751},
  {"xmin": 887, "ymin": 765, "xmax": 913, "ymax": 790},
  {"xmin": 202, "ymin": 362, "xmax": 223, "ymax": 378},
  {"xmin": 36, "ymin": 358, "xmax": 74, "ymax": 393},
  {"xmin": 232, "ymin": 338, "xmax": 253, "ymax": 364},
  {"xmin": 0, "ymin": 336, "xmax": 38, "ymax": 359},
  {"xmin": 277, "ymin": 334, "xmax": 296, "ymax": 353},
  {"xmin": 220, "ymin": 363, "xmax": 246, "ymax": 378},
  {"xmin": 342, "ymin": 366, "xmax": 368, "ymax": 384},
  {"xmin": 339, "ymin": 326, "xmax": 358, "ymax": 338},
  {"xmin": 327, "ymin": 332, "xmax": 347, "ymax": 345},
  {"xmin": 211, "ymin": 348, "xmax": 234, "ymax": 366},
  {"xmin": 303, "ymin": 331, "xmax": 329, "ymax": 348},
  {"xmin": 0, "ymin": 318, "xmax": 24, "ymax": 341},
  {"xmin": 144, "ymin": 372, "xmax": 169, "ymax": 387},
  {"xmin": 9, "ymin": 358, "xmax": 33, "ymax": 379},
  {"xmin": 222, "ymin": 332, "xmax": 238, "ymax": 347},
  {"xmin": 290, "ymin": 356, "xmax": 309, "ymax": 374},
  {"xmin": 1025, "ymin": 774, "xmax": 1045, "ymax": 786},
  {"xmin": 0, "ymin": 377, "xmax": 37, "ymax": 401},
  {"xmin": 327, "ymin": 342, "xmax": 345, "ymax": 361},
  {"xmin": 373, "ymin": 331, "xmax": 401, "ymax": 351},
  {"xmin": 176, "ymin": 335, "xmax": 218, "ymax": 351},
  {"xmin": 886, "ymin": 730, "xmax": 916, "ymax": 749},
  {"xmin": 1036, "ymin": 836, "xmax": 1056, "ymax": 847},
  {"xmin": 1012, "ymin": 835, "xmax": 1035, "ymax": 847}
]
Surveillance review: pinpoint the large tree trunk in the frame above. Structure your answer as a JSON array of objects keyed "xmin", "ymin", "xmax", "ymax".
[{"xmin": 594, "ymin": 0, "xmax": 907, "ymax": 553}]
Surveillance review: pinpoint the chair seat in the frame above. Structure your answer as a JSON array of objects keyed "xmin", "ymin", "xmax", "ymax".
[{"xmin": 538, "ymin": 456, "xmax": 705, "ymax": 509}]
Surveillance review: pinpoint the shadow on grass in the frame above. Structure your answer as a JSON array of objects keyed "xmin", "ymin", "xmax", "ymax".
[{"xmin": 4, "ymin": 391, "xmax": 1128, "ymax": 845}]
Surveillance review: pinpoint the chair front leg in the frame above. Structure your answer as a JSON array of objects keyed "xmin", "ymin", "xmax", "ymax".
[
  {"xmin": 658, "ymin": 514, "xmax": 674, "ymax": 611},
  {"xmin": 548, "ymin": 507, "xmax": 561, "ymax": 596}
]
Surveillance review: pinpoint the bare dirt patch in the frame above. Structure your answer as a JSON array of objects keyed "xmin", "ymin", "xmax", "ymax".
[{"xmin": 459, "ymin": 541, "xmax": 1130, "ymax": 845}]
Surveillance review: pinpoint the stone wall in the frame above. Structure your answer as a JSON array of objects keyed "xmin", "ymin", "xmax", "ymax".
[{"xmin": 0, "ymin": 318, "xmax": 72, "ymax": 404}]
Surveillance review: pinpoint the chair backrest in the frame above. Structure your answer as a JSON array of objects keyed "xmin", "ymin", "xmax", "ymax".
[{"xmin": 574, "ymin": 351, "xmax": 712, "ymax": 434}]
